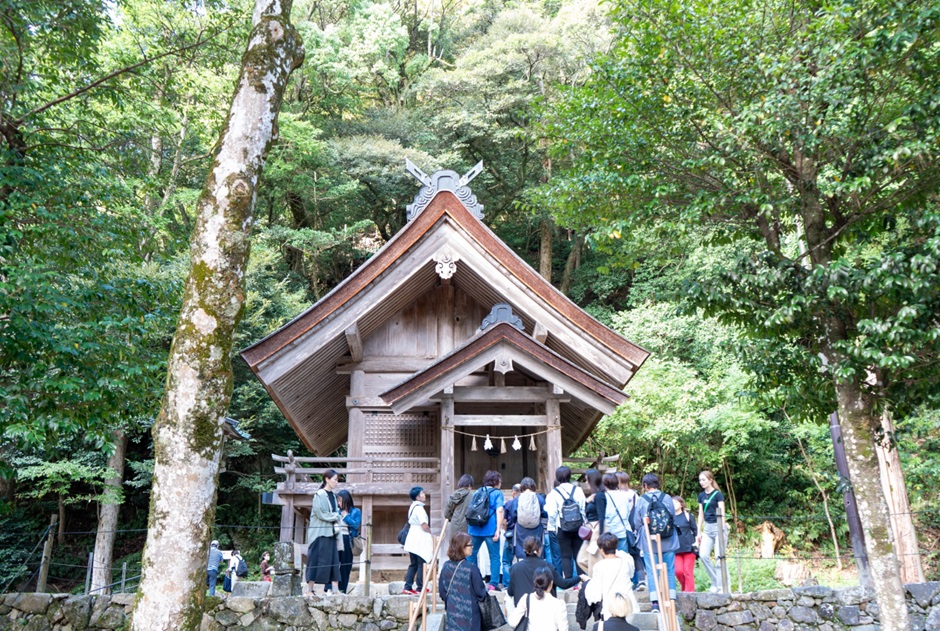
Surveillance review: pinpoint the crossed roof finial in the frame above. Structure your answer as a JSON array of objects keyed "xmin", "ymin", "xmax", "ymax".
[{"xmin": 405, "ymin": 159, "xmax": 485, "ymax": 221}]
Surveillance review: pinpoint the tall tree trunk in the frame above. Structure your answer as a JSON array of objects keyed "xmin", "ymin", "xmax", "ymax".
[
  {"xmin": 539, "ymin": 218, "xmax": 552, "ymax": 282},
  {"xmin": 128, "ymin": 2, "xmax": 303, "ymax": 628},
  {"xmin": 876, "ymin": 409, "xmax": 924, "ymax": 583},
  {"xmin": 559, "ymin": 231, "xmax": 583, "ymax": 295},
  {"xmin": 57, "ymin": 494, "xmax": 65, "ymax": 544},
  {"xmin": 91, "ymin": 429, "xmax": 128, "ymax": 594},
  {"xmin": 835, "ymin": 379, "xmax": 910, "ymax": 630}
]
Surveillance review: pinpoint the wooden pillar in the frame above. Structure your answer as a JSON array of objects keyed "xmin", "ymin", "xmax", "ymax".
[
  {"xmin": 437, "ymin": 283, "xmax": 455, "ymax": 355},
  {"xmin": 546, "ymin": 396, "xmax": 562, "ymax": 485},
  {"xmin": 440, "ymin": 387, "xmax": 455, "ymax": 561},
  {"xmin": 348, "ymin": 370, "xmax": 366, "ymax": 484},
  {"xmin": 279, "ymin": 495, "xmax": 294, "ymax": 543}
]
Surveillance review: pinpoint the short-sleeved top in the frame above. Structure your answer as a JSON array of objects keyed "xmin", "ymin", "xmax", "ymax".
[
  {"xmin": 698, "ymin": 489, "xmax": 724, "ymax": 524},
  {"xmin": 468, "ymin": 487, "xmax": 505, "ymax": 537}
]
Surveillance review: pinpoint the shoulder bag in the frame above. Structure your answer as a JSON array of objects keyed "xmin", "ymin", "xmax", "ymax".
[{"xmin": 480, "ymin": 592, "xmax": 507, "ymax": 631}]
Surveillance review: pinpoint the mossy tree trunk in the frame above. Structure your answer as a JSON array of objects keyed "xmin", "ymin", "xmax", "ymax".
[
  {"xmin": 835, "ymin": 379, "xmax": 910, "ymax": 629},
  {"xmin": 128, "ymin": 1, "xmax": 303, "ymax": 628},
  {"xmin": 91, "ymin": 429, "xmax": 128, "ymax": 594}
]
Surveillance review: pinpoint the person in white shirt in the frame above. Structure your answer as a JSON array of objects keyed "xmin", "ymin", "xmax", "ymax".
[
  {"xmin": 585, "ymin": 533, "xmax": 640, "ymax": 621},
  {"xmin": 544, "ymin": 466, "xmax": 586, "ymax": 579},
  {"xmin": 506, "ymin": 566, "xmax": 568, "ymax": 631},
  {"xmin": 403, "ymin": 486, "xmax": 433, "ymax": 594}
]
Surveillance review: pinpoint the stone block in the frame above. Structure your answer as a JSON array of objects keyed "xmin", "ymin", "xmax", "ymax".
[
  {"xmin": 695, "ymin": 593, "xmax": 731, "ymax": 609},
  {"xmin": 212, "ymin": 608, "xmax": 241, "ymax": 626},
  {"xmin": 242, "ymin": 616, "xmax": 281, "ymax": 631},
  {"xmin": 866, "ymin": 601, "xmax": 879, "ymax": 619},
  {"xmin": 338, "ymin": 596, "xmax": 373, "ymax": 615},
  {"xmin": 21, "ymin": 617, "xmax": 51, "ymax": 631},
  {"xmin": 788, "ymin": 605, "xmax": 817, "ymax": 624},
  {"xmin": 758, "ymin": 623, "xmax": 775, "ymax": 631},
  {"xmin": 796, "ymin": 596, "xmax": 815, "ymax": 607},
  {"xmin": 13, "ymin": 593, "xmax": 53, "ymax": 615},
  {"xmin": 309, "ymin": 606, "xmax": 328, "ymax": 630},
  {"xmin": 337, "ymin": 612, "xmax": 359, "ymax": 627},
  {"xmin": 851, "ymin": 626, "xmax": 881, "ymax": 631},
  {"xmin": 908, "ymin": 584, "xmax": 940, "ymax": 609},
  {"xmin": 226, "ymin": 597, "xmax": 256, "ymax": 613},
  {"xmin": 379, "ymin": 620, "xmax": 398, "ymax": 630},
  {"xmin": 695, "ymin": 610, "xmax": 717, "ymax": 630},
  {"xmin": 793, "ymin": 586, "xmax": 834, "ymax": 600},
  {"xmin": 772, "ymin": 606, "xmax": 787, "ymax": 618},
  {"xmin": 231, "ymin": 581, "xmax": 271, "ymax": 599},
  {"xmin": 267, "ymin": 596, "xmax": 313, "ymax": 625},
  {"xmin": 748, "ymin": 603, "xmax": 771, "ymax": 620},
  {"xmin": 60, "ymin": 596, "xmax": 92, "ymax": 630},
  {"xmin": 836, "ymin": 586, "xmax": 875, "ymax": 606},
  {"xmin": 676, "ymin": 593, "xmax": 697, "ymax": 620},
  {"xmin": 775, "ymin": 619, "xmax": 794, "ymax": 631},
  {"xmin": 817, "ymin": 602, "xmax": 833, "ymax": 620},
  {"xmin": 926, "ymin": 605, "xmax": 940, "ymax": 631},
  {"xmin": 388, "ymin": 582, "xmax": 406, "ymax": 595},
  {"xmin": 910, "ymin": 613, "xmax": 926, "ymax": 631},
  {"xmin": 837, "ymin": 605, "xmax": 860, "ymax": 625},
  {"xmin": 110, "ymin": 593, "xmax": 135, "ymax": 607},
  {"xmin": 752, "ymin": 589, "xmax": 794, "ymax": 602},
  {"xmin": 89, "ymin": 605, "xmax": 125, "ymax": 629},
  {"xmin": 269, "ymin": 573, "xmax": 302, "ymax": 597},
  {"xmin": 383, "ymin": 595, "xmax": 413, "ymax": 620},
  {"xmin": 358, "ymin": 623, "xmax": 381, "ymax": 631},
  {"xmin": 716, "ymin": 610, "xmax": 754, "ymax": 626}
]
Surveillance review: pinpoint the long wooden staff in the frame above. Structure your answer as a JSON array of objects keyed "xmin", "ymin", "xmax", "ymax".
[
  {"xmin": 643, "ymin": 516, "xmax": 678, "ymax": 631},
  {"xmin": 407, "ymin": 518, "xmax": 450, "ymax": 631}
]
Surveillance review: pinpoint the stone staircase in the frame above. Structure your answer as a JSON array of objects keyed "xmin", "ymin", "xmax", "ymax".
[{"xmin": 553, "ymin": 586, "xmax": 661, "ymax": 631}]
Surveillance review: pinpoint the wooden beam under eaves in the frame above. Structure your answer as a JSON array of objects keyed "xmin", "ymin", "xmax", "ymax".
[{"xmin": 345, "ymin": 322, "xmax": 363, "ymax": 362}]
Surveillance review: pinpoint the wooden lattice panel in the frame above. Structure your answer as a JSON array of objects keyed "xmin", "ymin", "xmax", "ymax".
[{"xmin": 364, "ymin": 412, "xmax": 438, "ymax": 484}]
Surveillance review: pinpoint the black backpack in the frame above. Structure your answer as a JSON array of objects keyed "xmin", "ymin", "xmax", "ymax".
[
  {"xmin": 466, "ymin": 487, "xmax": 493, "ymax": 527},
  {"xmin": 235, "ymin": 556, "xmax": 248, "ymax": 577},
  {"xmin": 645, "ymin": 491, "xmax": 675, "ymax": 539},
  {"xmin": 556, "ymin": 486, "xmax": 584, "ymax": 533}
]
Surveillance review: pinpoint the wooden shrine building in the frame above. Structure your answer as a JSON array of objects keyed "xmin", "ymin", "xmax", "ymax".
[{"xmin": 240, "ymin": 163, "xmax": 650, "ymax": 571}]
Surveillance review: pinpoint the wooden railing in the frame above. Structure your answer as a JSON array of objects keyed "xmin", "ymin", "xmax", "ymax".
[{"xmin": 272, "ymin": 452, "xmax": 439, "ymax": 489}]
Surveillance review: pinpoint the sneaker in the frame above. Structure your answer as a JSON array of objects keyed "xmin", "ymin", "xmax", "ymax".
[
  {"xmin": 634, "ymin": 584, "xmax": 647, "ymax": 592},
  {"xmin": 487, "ymin": 584, "xmax": 498, "ymax": 592},
  {"xmin": 402, "ymin": 588, "xmax": 417, "ymax": 595},
  {"xmin": 650, "ymin": 602, "xmax": 660, "ymax": 613}
]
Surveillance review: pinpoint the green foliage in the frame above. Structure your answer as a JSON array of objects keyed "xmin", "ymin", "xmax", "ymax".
[{"xmin": 14, "ymin": 453, "xmax": 119, "ymax": 505}]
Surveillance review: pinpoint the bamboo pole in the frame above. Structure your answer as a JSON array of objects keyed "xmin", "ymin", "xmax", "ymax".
[
  {"xmin": 407, "ymin": 519, "xmax": 450, "ymax": 631},
  {"xmin": 643, "ymin": 516, "xmax": 678, "ymax": 631}
]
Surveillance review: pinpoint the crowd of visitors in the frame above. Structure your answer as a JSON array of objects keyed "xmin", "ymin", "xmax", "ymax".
[{"xmin": 204, "ymin": 464, "xmax": 729, "ymax": 629}]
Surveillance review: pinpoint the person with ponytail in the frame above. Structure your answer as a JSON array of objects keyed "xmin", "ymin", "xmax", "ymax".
[
  {"xmin": 506, "ymin": 566, "xmax": 568, "ymax": 631},
  {"xmin": 305, "ymin": 469, "xmax": 342, "ymax": 596},
  {"xmin": 695, "ymin": 470, "xmax": 728, "ymax": 593}
]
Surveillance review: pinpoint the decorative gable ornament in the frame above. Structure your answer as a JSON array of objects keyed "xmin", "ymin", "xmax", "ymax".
[
  {"xmin": 406, "ymin": 159, "xmax": 485, "ymax": 221},
  {"xmin": 480, "ymin": 303, "xmax": 524, "ymax": 332}
]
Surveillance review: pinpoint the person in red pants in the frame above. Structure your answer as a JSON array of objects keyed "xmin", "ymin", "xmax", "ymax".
[{"xmin": 672, "ymin": 495, "xmax": 698, "ymax": 592}]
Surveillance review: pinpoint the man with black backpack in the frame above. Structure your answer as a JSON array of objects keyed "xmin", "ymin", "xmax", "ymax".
[
  {"xmin": 631, "ymin": 473, "xmax": 678, "ymax": 613},
  {"xmin": 545, "ymin": 466, "xmax": 586, "ymax": 580},
  {"xmin": 466, "ymin": 470, "xmax": 505, "ymax": 591}
]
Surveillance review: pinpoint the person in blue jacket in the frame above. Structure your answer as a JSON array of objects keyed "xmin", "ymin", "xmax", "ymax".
[
  {"xmin": 631, "ymin": 473, "xmax": 678, "ymax": 612},
  {"xmin": 337, "ymin": 489, "xmax": 361, "ymax": 594}
]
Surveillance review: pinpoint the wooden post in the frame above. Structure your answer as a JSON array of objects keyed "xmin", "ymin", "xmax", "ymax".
[
  {"xmin": 545, "ymin": 395, "xmax": 562, "ymax": 486},
  {"xmin": 364, "ymin": 519, "xmax": 372, "ymax": 598},
  {"xmin": 36, "ymin": 514, "xmax": 57, "ymax": 593},
  {"xmin": 440, "ymin": 388, "xmax": 455, "ymax": 560},
  {"xmin": 717, "ymin": 508, "xmax": 730, "ymax": 593},
  {"xmin": 642, "ymin": 516, "xmax": 678, "ymax": 631},
  {"xmin": 84, "ymin": 552, "xmax": 94, "ymax": 594},
  {"xmin": 121, "ymin": 562, "xmax": 127, "ymax": 593},
  {"xmin": 348, "ymin": 371, "xmax": 366, "ymax": 485}
]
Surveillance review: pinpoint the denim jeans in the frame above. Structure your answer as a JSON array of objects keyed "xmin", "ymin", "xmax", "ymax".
[
  {"xmin": 642, "ymin": 548, "xmax": 677, "ymax": 603},
  {"xmin": 501, "ymin": 532, "xmax": 514, "ymax": 585},
  {"xmin": 207, "ymin": 568, "xmax": 218, "ymax": 596},
  {"xmin": 547, "ymin": 531, "xmax": 563, "ymax": 577},
  {"xmin": 470, "ymin": 534, "xmax": 500, "ymax": 587}
]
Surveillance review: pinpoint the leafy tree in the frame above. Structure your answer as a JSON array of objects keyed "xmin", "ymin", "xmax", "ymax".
[{"xmin": 545, "ymin": 0, "xmax": 940, "ymax": 622}]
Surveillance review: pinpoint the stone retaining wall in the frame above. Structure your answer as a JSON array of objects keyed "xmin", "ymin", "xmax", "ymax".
[
  {"xmin": 0, "ymin": 592, "xmax": 420, "ymax": 631},
  {"xmin": 675, "ymin": 582, "xmax": 940, "ymax": 631}
]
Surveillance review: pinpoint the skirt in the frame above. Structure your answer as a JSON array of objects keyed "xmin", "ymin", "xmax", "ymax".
[{"xmin": 306, "ymin": 535, "xmax": 340, "ymax": 584}]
